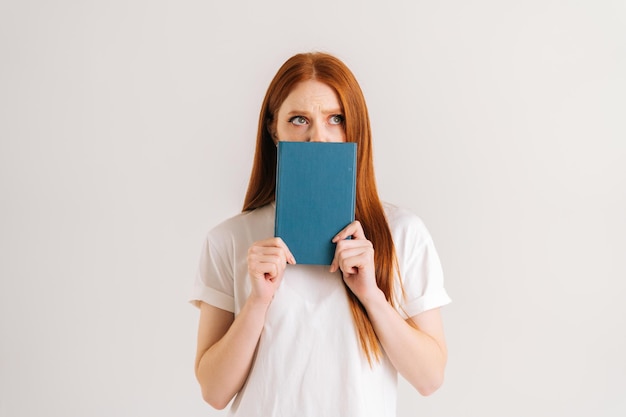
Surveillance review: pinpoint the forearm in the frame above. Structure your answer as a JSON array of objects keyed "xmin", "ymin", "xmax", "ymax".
[
  {"xmin": 362, "ymin": 291, "xmax": 447, "ymax": 396},
  {"xmin": 195, "ymin": 298, "xmax": 269, "ymax": 409}
]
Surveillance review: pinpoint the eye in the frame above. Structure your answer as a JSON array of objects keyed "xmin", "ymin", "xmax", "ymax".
[
  {"xmin": 288, "ymin": 116, "xmax": 308, "ymax": 126},
  {"xmin": 329, "ymin": 114, "xmax": 344, "ymax": 125}
]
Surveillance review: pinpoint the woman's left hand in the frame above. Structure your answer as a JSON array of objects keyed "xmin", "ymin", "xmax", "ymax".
[
  {"xmin": 330, "ymin": 221, "xmax": 448, "ymax": 396},
  {"xmin": 329, "ymin": 221, "xmax": 383, "ymax": 303}
]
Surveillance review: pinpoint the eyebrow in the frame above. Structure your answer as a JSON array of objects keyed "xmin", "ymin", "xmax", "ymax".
[{"xmin": 286, "ymin": 108, "xmax": 344, "ymax": 116}]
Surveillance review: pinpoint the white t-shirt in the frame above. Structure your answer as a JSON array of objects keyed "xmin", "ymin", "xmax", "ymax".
[{"xmin": 190, "ymin": 202, "xmax": 451, "ymax": 417}]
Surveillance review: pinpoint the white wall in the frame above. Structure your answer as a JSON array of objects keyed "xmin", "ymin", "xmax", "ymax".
[{"xmin": 1, "ymin": 1, "xmax": 625, "ymax": 416}]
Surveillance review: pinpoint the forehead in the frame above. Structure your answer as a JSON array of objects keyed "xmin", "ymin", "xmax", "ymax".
[{"xmin": 279, "ymin": 80, "xmax": 342, "ymax": 110}]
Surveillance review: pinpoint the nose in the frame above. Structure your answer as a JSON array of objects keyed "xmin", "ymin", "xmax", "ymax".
[{"xmin": 309, "ymin": 121, "xmax": 326, "ymax": 142}]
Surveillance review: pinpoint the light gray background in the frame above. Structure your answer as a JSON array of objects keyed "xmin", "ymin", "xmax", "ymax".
[{"xmin": 1, "ymin": 1, "xmax": 625, "ymax": 416}]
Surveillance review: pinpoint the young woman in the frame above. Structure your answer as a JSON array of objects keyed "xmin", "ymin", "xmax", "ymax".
[{"xmin": 191, "ymin": 52, "xmax": 451, "ymax": 416}]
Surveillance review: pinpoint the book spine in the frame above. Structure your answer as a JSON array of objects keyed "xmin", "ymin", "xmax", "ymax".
[
  {"xmin": 274, "ymin": 142, "xmax": 283, "ymax": 238},
  {"xmin": 350, "ymin": 144, "xmax": 357, "ymax": 223}
]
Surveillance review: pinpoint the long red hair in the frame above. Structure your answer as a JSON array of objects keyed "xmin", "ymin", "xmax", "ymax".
[{"xmin": 243, "ymin": 52, "xmax": 398, "ymax": 364}]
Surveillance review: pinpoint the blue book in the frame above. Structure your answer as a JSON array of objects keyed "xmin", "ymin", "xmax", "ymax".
[{"xmin": 275, "ymin": 142, "xmax": 357, "ymax": 265}]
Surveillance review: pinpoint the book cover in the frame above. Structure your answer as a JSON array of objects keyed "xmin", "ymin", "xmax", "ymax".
[{"xmin": 274, "ymin": 141, "xmax": 357, "ymax": 265}]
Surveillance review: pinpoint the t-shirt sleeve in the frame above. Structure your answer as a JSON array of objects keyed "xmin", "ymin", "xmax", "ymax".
[
  {"xmin": 394, "ymin": 212, "xmax": 451, "ymax": 319},
  {"xmin": 189, "ymin": 231, "xmax": 236, "ymax": 312}
]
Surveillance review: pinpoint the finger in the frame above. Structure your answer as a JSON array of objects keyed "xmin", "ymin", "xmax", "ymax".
[
  {"xmin": 249, "ymin": 246, "xmax": 287, "ymax": 264},
  {"xmin": 330, "ymin": 239, "xmax": 353, "ymax": 273},
  {"xmin": 249, "ymin": 261, "xmax": 278, "ymax": 280},
  {"xmin": 262, "ymin": 262, "xmax": 279, "ymax": 280},
  {"xmin": 338, "ymin": 250, "xmax": 367, "ymax": 271},
  {"xmin": 334, "ymin": 240, "xmax": 372, "ymax": 263},
  {"xmin": 338, "ymin": 257, "xmax": 359, "ymax": 275},
  {"xmin": 249, "ymin": 248, "xmax": 289, "ymax": 278},
  {"xmin": 331, "ymin": 230, "xmax": 371, "ymax": 273},
  {"xmin": 256, "ymin": 257, "xmax": 285, "ymax": 280},
  {"xmin": 329, "ymin": 256, "xmax": 338, "ymax": 273},
  {"xmin": 252, "ymin": 238, "xmax": 296, "ymax": 264},
  {"xmin": 335, "ymin": 238, "xmax": 372, "ymax": 252},
  {"xmin": 337, "ymin": 245, "xmax": 371, "ymax": 260},
  {"xmin": 274, "ymin": 237, "xmax": 297, "ymax": 264},
  {"xmin": 262, "ymin": 252, "xmax": 290, "ymax": 273},
  {"xmin": 332, "ymin": 220, "xmax": 366, "ymax": 243},
  {"xmin": 336, "ymin": 244, "xmax": 374, "ymax": 274},
  {"xmin": 264, "ymin": 237, "xmax": 296, "ymax": 264}
]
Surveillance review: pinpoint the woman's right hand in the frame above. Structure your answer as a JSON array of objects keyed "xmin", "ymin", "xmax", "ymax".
[
  {"xmin": 247, "ymin": 237, "xmax": 296, "ymax": 305},
  {"xmin": 196, "ymin": 238, "xmax": 295, "ymax": 409}
]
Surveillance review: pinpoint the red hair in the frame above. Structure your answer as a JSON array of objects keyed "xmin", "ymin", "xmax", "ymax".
[{"xmin": 243, "ymin": 52, "xmax": 398, "ymax": 364}]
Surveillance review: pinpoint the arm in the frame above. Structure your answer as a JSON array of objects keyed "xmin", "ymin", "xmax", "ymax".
[
  {"xmin": 330, "ymin": 221, "xmax": 447, "ymax": 396},
  {"xmin": 194, "ymin": 238, "xmax": 295, "ymax": 409},
  {"xmin": 362, "ymin": 298, "xmax": 447, "ymax": 395}
]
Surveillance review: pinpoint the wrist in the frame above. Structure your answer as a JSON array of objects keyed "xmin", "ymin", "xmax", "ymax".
[
  {"xmin": 245, "ymin": 293, "xmax": 273, "ymax": 311},
  {"xmin": 358, "ymin": 287, "xmax": 387, "ymax": 311}
]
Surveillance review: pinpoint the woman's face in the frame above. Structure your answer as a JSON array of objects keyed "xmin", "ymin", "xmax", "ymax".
[{"xmin": 272, "ymin": 80, "xmax": 346, "ymax": 143}]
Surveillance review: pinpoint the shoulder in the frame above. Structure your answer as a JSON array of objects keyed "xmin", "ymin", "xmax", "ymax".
[
  {"xmin": 382, "ymin": 202, "xmax": 433, "ymax": 248},
  {"xmin": 207, "ymin": 203, "xmax": 274, "ymax": 243}
]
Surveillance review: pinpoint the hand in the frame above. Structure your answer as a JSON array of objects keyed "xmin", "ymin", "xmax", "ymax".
[
  {"xmin": 329, "ymin": 221, "xmax": 382, "ymax": 303},
  {"xmin": 247, "ymin": 237, "xmax": 296, "ymax": 305}
]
